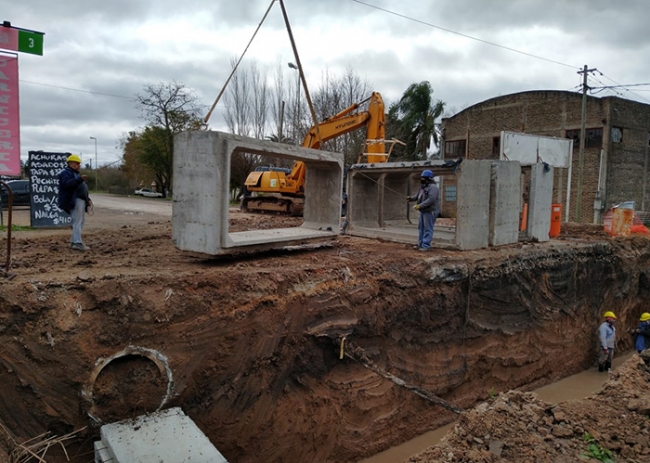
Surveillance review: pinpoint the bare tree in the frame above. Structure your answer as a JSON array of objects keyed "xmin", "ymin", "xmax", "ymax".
[
  {"xmin": 310, "ymin": 66, "xmax": 373, "ymax": 165},
  {"xmin": 269, "ymin": 62, "xmax": 288, "ymax": 142},
  {"xmin": 223, "ymin": 58, "xmax": 251, "ymax": 137},
  {"xmin": 250, "ymin": 63, "xmax": 269, "ymax": 140},
  {"xmin": 223, "ymin": 59, "xmax": 275, "ymax": 197}
]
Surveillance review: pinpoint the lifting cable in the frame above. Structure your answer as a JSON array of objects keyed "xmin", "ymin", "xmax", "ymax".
[{"xmin": 204, "ymin": 0, "xmax": 277, "ymax": 123}]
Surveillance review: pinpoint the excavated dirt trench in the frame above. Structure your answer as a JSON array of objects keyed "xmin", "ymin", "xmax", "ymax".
[{"xmin": 0, "ymin": 209, "xmax": 649, "ymax": 462}]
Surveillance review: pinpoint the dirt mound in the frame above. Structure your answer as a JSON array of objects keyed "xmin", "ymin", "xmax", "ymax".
[{"xmin": 408, "ymin": 352, "xmax": 650, "ymax": 463}]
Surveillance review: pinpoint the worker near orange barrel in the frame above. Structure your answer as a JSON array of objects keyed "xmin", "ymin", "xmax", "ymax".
[
  {"xmin": 598, "ymin": 311, "xmax": 617, "ymax": 372},
  {"xmin": 406, "ymin": 169, "xmax": 440, "ymax": 252},
  {"xmin": 634, "ymin": 312, "xmax": 650, "ymax": 353}
]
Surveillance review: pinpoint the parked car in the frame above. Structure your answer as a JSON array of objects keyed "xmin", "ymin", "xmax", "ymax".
[
  {"xmin": 1, "ymin": 180, "xmax": 30, "ymax": 208},
  {"xmin": 134, "ymin": 188, "xmax": 163, "ymax": 198}
]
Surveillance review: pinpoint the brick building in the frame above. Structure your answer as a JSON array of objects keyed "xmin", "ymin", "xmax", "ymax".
[{"xmin": 440, "ymin": 91, "xmax": 650, "ymax": 223}]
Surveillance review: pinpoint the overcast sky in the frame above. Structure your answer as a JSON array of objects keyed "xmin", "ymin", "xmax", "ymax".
[{"xmin": 4, "ymin": 0, "xmax": 650, "ymax": 167}]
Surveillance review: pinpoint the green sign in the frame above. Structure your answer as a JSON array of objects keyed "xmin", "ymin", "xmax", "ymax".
[
  {"xmin": 18, "ymin": 30, "xmax": 43, "ymax": 56},
  {"xmin": 0, "ymin": 25, "xmax": 43, "ymax": 56}
]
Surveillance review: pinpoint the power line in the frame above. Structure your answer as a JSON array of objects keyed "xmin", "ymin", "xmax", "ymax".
[
  {"xmin": 350, "ymin": 0, "xmax": 650, "ymax": 105},
  {"xmin": 591, "ymin": 83, "xmax": 650, "ymax": 89},
  {"xmin": 19, "ymin": 79, "xmax": 134, "ymax": 100},
  {"xmin": 349, "ymin": 0, "xmax": 579, "ymax": 70},
  {"xmin": 596, "ymin": 71, "xmax": 650, "ymax": 104}
]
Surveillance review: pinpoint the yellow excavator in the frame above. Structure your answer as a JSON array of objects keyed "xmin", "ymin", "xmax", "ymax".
[{"xmin": 242, "ymin": 91, "xmax": 388, "ymax": 216}]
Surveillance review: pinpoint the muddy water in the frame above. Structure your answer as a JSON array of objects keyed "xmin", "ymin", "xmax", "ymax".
[{"xmin": 360, "ymin": 352, "xmax": 634, "ymax": 463}]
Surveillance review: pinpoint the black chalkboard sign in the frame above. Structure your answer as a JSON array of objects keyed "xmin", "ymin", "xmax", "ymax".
[{"xmin": 28, "ymin": 151, "xmax": 73, "ymax": 228}]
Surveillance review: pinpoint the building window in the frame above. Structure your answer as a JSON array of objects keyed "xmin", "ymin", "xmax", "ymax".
[
  {"xmin": 566, "ymin": 127, "xmax": 603, "ymax": 149},
  {"xmin": 445, "ymin": 185, "xmax": 457, "ymax": 202},
  {"xmin": 611, "ymin": 127, "xmax": 623, "ymax": 143},
  {"xmin": 492, "ymin": 136, "xmax": 500, "ymax": 156},
  {"xmin": 445, "ymin": 139, "xmax": 466, "ymax": 158}
]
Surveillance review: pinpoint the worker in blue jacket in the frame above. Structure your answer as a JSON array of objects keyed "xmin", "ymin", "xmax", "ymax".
[
  {"xmin": 57, "ymin": 154, "xmax": 90, "ymax": 251},
  {"xmin": 634, "ymin": 312, "xmax": 650, "ymax": 353},
  {"xmin": 407, "ymin": 169, "xmax": 440, "ymax": 252}
]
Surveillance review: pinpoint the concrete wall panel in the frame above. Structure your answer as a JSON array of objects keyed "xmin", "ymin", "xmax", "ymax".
[
  {"xmin": 528, "ymin": 163, "xmax": 554, "ymax": 242},
  {"xmin": 456, "ymin": 160, "xmax": 492, "ymax": 250},
  {"xmin": 173, "ymin": 131, "xmax": 343, "ymax": 256},
  {"xmin": 489, "ymin": 161, "xmax": 521, "ymax": 246}
]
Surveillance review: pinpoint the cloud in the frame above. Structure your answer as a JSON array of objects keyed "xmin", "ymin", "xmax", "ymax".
[{"xmin": 4, "ymin": 0, "xmax": 650, "ymax": 166}]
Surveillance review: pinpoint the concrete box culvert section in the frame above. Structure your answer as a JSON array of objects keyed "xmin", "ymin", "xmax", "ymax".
[
  {"xmin": 82, "ymin": 346, "xmax": 174, "ymax": 425},
  {"xmin": 346, "ymin": 159, "xmax": 552, "ymax": 250},
  {"xmin": 173, "ymin": 131, "xmax": 344, "ymax": 257}
]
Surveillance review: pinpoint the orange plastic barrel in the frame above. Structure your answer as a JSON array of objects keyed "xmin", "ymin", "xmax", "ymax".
[
  {"xmin": 549, "ymin": 203, "xmax": 562, "ymax": 238},
  {"xmin": 519, "ymin": 203, "xmax": 528, "ymax": 232}
]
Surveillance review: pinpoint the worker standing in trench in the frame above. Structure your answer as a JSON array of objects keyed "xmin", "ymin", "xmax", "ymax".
[
  {"xmin": 598, "ymin": 311, "xmax": 617, "ymax": 372},
  {"xmin": 634, "ymin": 312, "xmax": 650, "ymax": 353},
  {"xmin": 406, "ymin": 169, "xmax": 440, "ymax": 252}
]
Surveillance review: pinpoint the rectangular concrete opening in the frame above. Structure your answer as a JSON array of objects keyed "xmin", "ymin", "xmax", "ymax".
[
  {"xmin": 345, "ymin": 161, "xmax": 461, "ymax": 246},
  {"xmin": 173, "ymin": 131, "xmax": 344, "ymax": 256}
]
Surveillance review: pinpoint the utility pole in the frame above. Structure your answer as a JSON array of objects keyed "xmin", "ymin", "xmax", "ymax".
[
  {"xmin": 575, "ymin": 65, "xmax": 597, "ymax": 222},
  {"xmin": 288, "ymin": 62, "xmax": 300, "ymax": 143},
  {"xmin": 90, "ymin": 136, "xmax": 98, "ymax": 190}
]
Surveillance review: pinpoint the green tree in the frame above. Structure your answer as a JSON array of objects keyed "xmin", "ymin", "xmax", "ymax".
[
  {"xmin": 387, "ymin": 81, "xmax": 445, "ymax": 161},
  {"xmin": 129, "ymin": 81, "xmax": 207, "ymax": 196}
]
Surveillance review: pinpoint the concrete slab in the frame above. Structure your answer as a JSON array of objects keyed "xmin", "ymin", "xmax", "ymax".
[
  {"xmin": 528, "ymin": 163, "xmax": 554, "ymax": 242},
  {"xmin": 346, "ymin": 221, "xmax": 456, "ymax": 247},
  {"xmin": 172, "ymin": 131, "xmax": 343, "ymax": 256},
  {"xmin": 489, "ymin": 161, "xmax": 521, "ymax": 246},
  {"xmin": 456, "ymin": 160, "xmax": 492, "ymax": 250},
  {"xmin": 95, "ymin": 407, "xmax": 227, "ymax": 463}
]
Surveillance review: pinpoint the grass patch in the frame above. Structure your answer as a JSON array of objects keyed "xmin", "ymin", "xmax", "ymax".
[
  {"xmin": 0, "ymin": 224, "xmax": 31, "ymax": 232},
  {"xmin": 580, "ymin": 433, "xmax": 615, "ymax": 462}
]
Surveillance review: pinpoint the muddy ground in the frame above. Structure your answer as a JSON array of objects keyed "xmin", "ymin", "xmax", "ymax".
[{"xmin": 0, "ymin": 203, "xmax": 649, "ymax": 462}]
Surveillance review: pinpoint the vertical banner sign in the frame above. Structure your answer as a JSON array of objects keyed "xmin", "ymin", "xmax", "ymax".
[
  {"xmin": 0, "ymin": 26, "xmax": 19, "ymax": 51},
  {"xmin": 28, "ymin": 151, "xmax": 72, "ymax": 228},
  {"xmin": 0, "ymin": 54, "xmax": 20, "ymax": 176}
]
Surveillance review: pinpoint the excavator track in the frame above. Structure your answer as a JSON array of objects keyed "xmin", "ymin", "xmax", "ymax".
[{"xmin": 241, "ymin": 195, "xmax": 304, "ymax": 217}]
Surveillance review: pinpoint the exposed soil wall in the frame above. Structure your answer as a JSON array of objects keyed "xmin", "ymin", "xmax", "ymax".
[{"xmin": 0, "ymin": 216, "xmax": 649, "ymax": 462}]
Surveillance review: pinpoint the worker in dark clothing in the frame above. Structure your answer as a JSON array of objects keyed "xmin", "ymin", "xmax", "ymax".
[
  {"xmin": 407, "ymin": 169, "xmax": 440, "ymax": 252},
  {"xmin": 57, "ymin": 154, "xmax": 90, "ymax": 251}
]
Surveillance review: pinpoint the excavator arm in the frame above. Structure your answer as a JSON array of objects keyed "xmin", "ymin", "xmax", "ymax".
[{"xmin": 301, "ymin": 92, "xmax": 386, "ymax": 163}]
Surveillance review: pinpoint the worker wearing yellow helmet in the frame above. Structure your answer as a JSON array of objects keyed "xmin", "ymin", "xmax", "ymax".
[
  {"xmin": 57, "ymin": 154, "xmax": 91, "ymax": 251},
  {"xmin": 634, "ymin": 313, "xmax": 650, "ymax": 353},
  {"xmin": 597, "ymin": 311, "xmax": 616, "ymax": 372}
]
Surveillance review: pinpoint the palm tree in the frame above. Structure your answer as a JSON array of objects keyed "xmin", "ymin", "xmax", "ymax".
[
  {"xmin": 391, "ymin": 81, "xmax": 445, "ymax": 160},
  {"xmin": 266, "ymin": 133, "xmax": 294, "ymax": 144}
]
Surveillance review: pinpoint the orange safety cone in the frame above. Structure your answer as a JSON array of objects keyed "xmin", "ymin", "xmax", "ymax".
[
  {"xmin": 519, "ymin": 203, "xmax": 528, "ymax": 232},
  {"xmin": 549, "ymin": 203, "xmax": 562, "ymax": 238}
]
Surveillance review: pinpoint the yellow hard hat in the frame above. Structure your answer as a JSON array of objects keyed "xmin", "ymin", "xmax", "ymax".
[
  {"xmin": 640, "ymin": 312, "xmax": 650, "ymax": 322},
  {"xmin": 603, "ymin": 311, "xmax": 617, "ymax": 319},
  {"xmin": 66, "ymin": 154, "xmax": 82, "ymax": 163}
]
